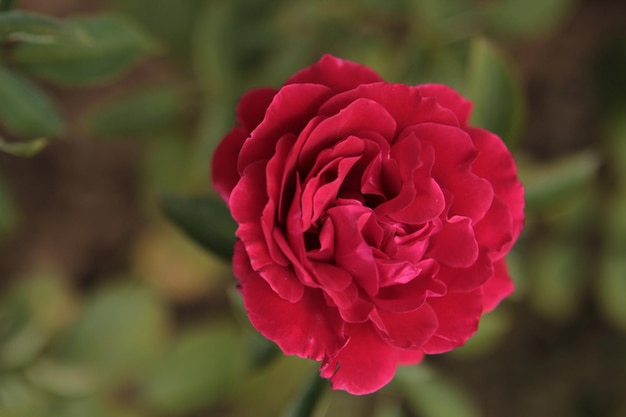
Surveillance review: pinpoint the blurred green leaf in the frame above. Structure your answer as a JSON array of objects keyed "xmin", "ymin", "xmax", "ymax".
[
  {"xmin": 603, "ymin": 112, "xmax": 626, "ymax": 182},
  {"xmin": 85, "ymin": 86, "xmax": 184, "ymax": 138},
  {"xmin": 0, "ymin": 177, "xmax": 16, "ymax": 236},
  {"xmin": 482, "ymin": 0, "xmax": 573, "ymax": 38},
  {"xmin": 397, "ymin": 365, "xmax": 480, "ymax": 417},
  {"xmin": 0, "ymin": 11, "xmax": 60, "ymax": 44},
  {"xmin": 0, "ymin": 65, "xmax": 64, "ymax": 138},
  {"xmin": 518, "ymin": 151, "xmax": 600, "ymax": 212},
  {"xmin": 528, "ymin": 242, "xmax": 585, "ymax": 322},
  {"xmin": 0, "ymin": 374, "xmax": 48, "ymax": 417},
  {"xmin": 280, "ymin": 372, "xmax": 327, "ymax": 417},
  {"xmin": 24, "ymin": 359, "xmax": 99, "ymax": 397},
  {"xmin": 451, "ymin": 310, "xmax": 511, "ymax": 358},
  {"xmin": 465, "ymin": 37, "xmax": 524, "ymax": 145},
  {"xmin": 48, "ymin": 397, "xmax": 145, "ymax": 417},
  {"xmin": 159, "ymin": 193, "xmax": 237, "ymax": 261},
  {"xmin": 0, "ymin": 138, "xmax": 49, "ymax": 157},
  {"xmin": 13, "ymin": 14, "xmax": 160, "ymax": 85},
  {"xmin": 139, "ymin": 323, "xmax": 244, "ymax": 415},
  {"xmin": 0, "ymin": 270, "xmax": 76, "ymax": 370},
  {"xmin": 597, "ymin": 251, "xmax": 626, "ymax": 332},
  {"xmin": 54, "ymin": 282, "xmax": 170, "ymax": 382},
  {"xmin": 409, "ymin": 0, "xmax": 477, "ymax": 40},
  {"xmin": 111, "ymin": 0, "xmax": 202, "ymax": 56}
]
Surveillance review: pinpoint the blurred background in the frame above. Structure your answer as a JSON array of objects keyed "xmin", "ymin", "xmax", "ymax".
[{"xmin": 0, "ymin": 0, "xmax": 625, "ymax": 416}]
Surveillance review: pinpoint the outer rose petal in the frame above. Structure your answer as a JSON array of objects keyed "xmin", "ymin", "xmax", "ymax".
[
  {"xmin": 211, "ymin": 126, "xmax": 248, "ymax": 201},
  {"xmin": 235, "ymin": 242, "xmax": 346, "ymax": 360},
  {"xmin": 236, "ymin": 87, "xmax": 278, "ymax": 132},
  {"xmin": 417, "ymin": 83, "xmax": 473, "ymax": 125},
  {"xmin": 285, "ymin": 54, "xmax": 383, "ymax": 92},
  {"xmin": 320, "ymin": 323, "xmax": 399, "ymax": 395},
  {"xmin": 422, "ymin": 290, "xmax": 483, "ymax": 354},
  {"xmin": 481, "ymin": 258, "xmax": 515, "ymax": 313}
]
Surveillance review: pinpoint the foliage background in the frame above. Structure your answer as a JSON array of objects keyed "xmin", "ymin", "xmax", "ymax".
[{"xmin": 1, "ymin": 0, "xmax": 625, "ymax": 416}]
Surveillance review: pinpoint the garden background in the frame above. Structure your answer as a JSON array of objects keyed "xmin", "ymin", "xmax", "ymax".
[{"xmin": 0, "ymin": 0, "xmax": 625, "ymax": 416}]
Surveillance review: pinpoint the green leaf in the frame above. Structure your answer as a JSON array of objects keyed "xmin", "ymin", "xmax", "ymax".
[
  {"xmin": 397, "ymin": 365, "xmax": 481, "ymax": 417},
  {"xmin": 85, "ymin": 86, "xmax": 184, "ymax": 137},
  {"xmin": 0, "ymin": 374, "xmax": 48, "ymax": 417},
  {"xmin": 159, "ymin": 193, "xmax": 237, "ymax": 261},
  {"xmin": 0, "ymin": 176, "xmax": 17, "ymax": 236},
  {"xmin": 0, "ymin": 65, "xmax": 64, "ymax": 138},
  {"xmin": 0, "ymin": 11, "xmax": 61, "ymax": 44},
  {"xmin": 482, "ymin": 0, "xmax": 573, "ymax": 38},
  {"xmin": 518, "ymin": 151, "xmax": 600, "ymax": 213},
  {"xmin": 597, "ymin": 250, "xmax": 626, "ymax": 332},
  {"xmin": 13, "ymin": 14, "xmax": 160, "ymax": 85},
  {"xmin": 0, "ymin": 137, "xmax": 49, "ymax": 157},
  {"xmin": 53, "ymin": 282, "xmax": 170, "ymax": 383},
  {"xmin": 139, "ymin": 323, "xmax": 244, "ymax": 415},
  {"xmin": 465, "ymin": 37, "xmax": 525, "ymax": 146},
  {"xmin": 528, "ymin": 241, "xmax": 585, "ymax": 322},
  {"xmin": 280, "ymin": 373, "xmax": 327, "ymax": 417}
]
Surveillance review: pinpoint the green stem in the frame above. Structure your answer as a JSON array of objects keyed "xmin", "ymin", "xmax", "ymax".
[
  {"xmin": 0, "ymin": 0, "xmax": 16, "ymax": 12},
  {"xmin": 281, "ymin": 373, "xmax": 327, "ymax": 417}
]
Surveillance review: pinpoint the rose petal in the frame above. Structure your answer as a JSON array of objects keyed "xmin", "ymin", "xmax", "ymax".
[
  {"xmin": 238, "ymin": 83, "xmax": 334, "ymax": 170},
  {"xmin": 473, "ymin": 196, "xmax": 514, "ymax": 258},
  {"xmin": 320, "ymin": 323, "xmax": 398, "ymax": 395},
  {"xmin": 468, "ymin": 127, "xmax": 525, "ymax": 242},
  {"xmin": 436, "ymin": 249, "xmax": 494, "ymax": 293},
  {"xmin": 397, "ymin": 348, "xmax": 425, "ymax": 365},
  {"xmin": 372, "ymin": 302, "xmax": 439, "ymax": 349},
  {"xmin": 285, "ymin": 54, "xmax": 383, "ymax": 92},
  {"xmin": 427, "ymin": 216, "xmax": 479, "ymax": 268},
  {"xmin": 422, "ymin": 290, "xmax": 483, "ymax": 354},
  {"xmin": 298, "ymin": 98, "xmax": 397, "ymax": 171},
  {"xmin": 236, "ymin": 87, "xmax": 278, "ymax": 131},
  {"xmin": 327, "ymin": 205, "xmax": 379, "ymax": 296},
  {"xmin": 238, "ymin": 247, "xmax": 345, "ymax": 361},
  {"xmin": 211, "ymin": 126, "xmax": 248, "ymax": 201},
  {"xmin": 319, "ymin": 83, "xmax": 459, "ymax": 133},
  {"xmin": 417, "ymin": 84, "xmax": 473, "ymax": 125},
  {"xmin": 482, "ymin": 259, "xmax": 514, "ymax": 313},
  {"xmin": 413, "ymin": 123, "xmax": 494, "ymax": 222}
]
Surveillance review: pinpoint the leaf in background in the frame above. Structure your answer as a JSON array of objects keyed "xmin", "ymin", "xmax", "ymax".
[
  {"xmin": 597, "ymin": 251, "xmax": 626, "ymax": 332},
  {"xmin": 0, "ymin": 176, "xmax": 16, "ymax": 236},
  {"xmin": 0, "ymin": 137, "xmax": 49, "ymax": 157},
  {"xmin": 0, "ymin": 269, "xmax": 77, "ymax": 370},
  {"xmin": 279, "ymin": 373, "xmax": 327, "ymax": 417},
  {"xmin": 0, "ymin": 374, "xmax": 48, "ymax": 417},
  {"xmin": 132, "ymin": 219, "xmax": 230, "ymax": 302},
  {"xmin": 159, "ymin": 193, "xmax": 237, "ymax": 261},
  {"xmin": 111, "ymin": 0, "xmax": 202, "ymax": 57},
  {"xmin": 47, "ymin": 396, "xmax": 146, "ymax": 417},
  {"xmin": 0, "ymin": 65, "xmax": 64, "ymax": 138},
  {"xmin": 139, "ymin": 323, "xmax": 244, "ymax": 415},
  {"xmin": 53, "ymin": 282, "xmax": 170, "ymax": 383},
  {"xmin": 482, "ymin": 0, "xmax": 573, "ymax": 38},
  {"xmin": 13, "ymin": 14, "xmax": 160, "ymax": 86},
  {"xmin": 465, "ymin": 37, "xmax": 525, "ymax": 146},
  {"xmin": 451, "ymin": 310, "xmax": 511, "ymax": 359},
  {"xmin": 0, "ymin": 11, "xmax": 60, "ymax": 44},
  {"xmin": 518, "ymin": 151, "xmax": 600, "ymax": 213},
  {"xmin": 528, "ymin": 241, "xmax": 586, "ymax": 322},
  {"xmin": 85, "ymin": 86, "xmax": 184, "ymax": 138},
  {"xmin": 397, "ymin": 365, "xmax": 481, "ymax": 417}
]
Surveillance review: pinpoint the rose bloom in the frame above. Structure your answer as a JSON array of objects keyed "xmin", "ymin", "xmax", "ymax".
[{"xmin": 212, "ymin": 54, "xmax": 524, "ymax": 395}]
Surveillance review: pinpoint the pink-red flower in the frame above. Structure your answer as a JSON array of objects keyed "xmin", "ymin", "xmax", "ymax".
[{"xmin": 212, "ymin": 54, "xmax": 524, "ymax": 395}]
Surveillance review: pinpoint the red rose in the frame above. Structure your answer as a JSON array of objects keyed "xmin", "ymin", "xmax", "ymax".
[{"xmin": 212, "ymin": 54, "xmax": 524, "ymax": 395}]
